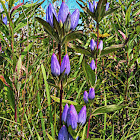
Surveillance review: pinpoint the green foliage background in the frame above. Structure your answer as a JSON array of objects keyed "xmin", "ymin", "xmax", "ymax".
[{"xmin": 0, "ymin": 0, "xmax": 139, "ymax": 139}]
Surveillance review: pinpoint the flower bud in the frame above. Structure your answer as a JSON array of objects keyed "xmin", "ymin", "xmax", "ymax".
[
  {"xmin": 78, "ymin": 106, "xmax": 86, "ymax": 125},
  {"xmin": 90, "ymin": 39, "xmax": 96, "ymax": 51},
  {"xmin": 64, "ymin": 12, "xmax": 71, "ymax": 32},
  {"xmin": 90, "ymin": 59, "xmax": 96, "ymax": 70},
  {"xmin": 106, "ymin": 2, "xmax": 109, "ymax": 11},
  {"xmin": 2, "ymin": 15, "xmax": 7, "ymax": 25},
  {"xmin": 58, "ymin": 125, "xmax": 68, "ymax": 140},
  {"xmin": 71, "ymin": 9, "xmax": 79, "ymax": 30},
  {"xmin": 51, "ymin": 53, "xmax": 60, "ymax": 76},
  {"xmin": 89, "ymin": 2, "xmax": 94, "ymax": 13},
  {"xmin": 93, "ymin": 1, "xmax": 97, "ymax": 9},
  {"xmin": 62, "ymin": 104, "xmax": 69, "ymax": 123},
  {"xmin": 83, "ymin": 91, "xmax": 88, "ymax": 103},
  {"xmin": 46, "ymin": 4, "xmax": 58, "ymax": 27},
  {"xmin": 60, "ymin": 54, "xmax": 70, "ymax": 75},
  {"xmin": 67, "ymin": 105, "xmax": 78, "ymax": 130},
  {"xmin": 88, "ymin": 87, "xmax": 95, "ymax": 100},
  {"xmin": 58, "ymin": 2, "xmax": 69, "ymax": 23},
  {"xmin": 98, "ymin": 40, "xmax": 103, "ymax": 51}
]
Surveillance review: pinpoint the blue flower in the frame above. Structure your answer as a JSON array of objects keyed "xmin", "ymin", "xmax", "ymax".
[
  {"xmin": 58, "ymin": 2, "xmax": 69, "ymax": 23},
  {"xmin": 88, "ymin": 87, "xmax": 95, "ymax": 100},
  {"xmin": 58, "ymin": 125, "xmax": 69, "ymax": 140},
  {"xmin": 46, "ymin": 4, "xmax": 58, "ymax": 27},
  {"xmin": 106, "ymin": 2, "xmax": 109, "ymax": 11},
  {"xmin": 51, "ymin": 53, "xmax": 60, "ymax": 76},
  {"xmin": 89, "ymin": 0, "xmax": 97, "ymax": 13},
  {"xmin": 90, "ymin": 39, "xmax": 96, "ymax": 51},
  {"xmin": 60, "ymin": 54, "xmax": 70, "ymax": 75},
  {"xmin": 62, "ymin": 104, "xmax": 69, "ymax": 123},
  {"xmin": 70, "ymin": 9, "xmax": 79, "ymax": 30},
  {"xmin": 83, "ymin": 91, "xmax": 88, "ymax": 103},
  {"xmin": 98, "ymin": 40, "xmax": 103, "ymax": 50},
  {"xmin": 67, "ymin": 105, "xmax": 78, "ymax": 130},
  {"xmin": 90, "ymin": 59, "xmax": 96, "ymax": 70},
  {"xmin": 78, "ymin": 106, "xmax": 86, "ymax": 125}
]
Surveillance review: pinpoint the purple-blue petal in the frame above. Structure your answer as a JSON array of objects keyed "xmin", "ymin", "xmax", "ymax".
[
  {"xmin": 90, "ymin": 59, "xmax": 96, "ymax": 70},
  {"xmin": 83, "ymin": 91, "xmax": 88, "ymax": 104},
  {"xmin": 78, "ymin": 106, "xmax": 86, "ymax": 125},
  {"xmin": 89, "ymin": 2, "xmax": 94, "ymax": 13},
  {"xmin": 60, "ymin": 54, "xmax": 70, "ymax": 75},
  {"xmin": 88, "ymin": 88, "xmax": 95, "ymax": 100},
  {"xmin": 67, "ymin": 105, "xmax": 78, "ymax": 130},
  {"xmin": 93, "ymin": 1, "xmax": 97, "ymax": 9},
  {"xmin": 58, "ymin": 2, "xmax": 69, "ymax": 23},
  {"xmin": 106, "ymin": 2, "xmax": 109, "ymax": 11},
  {"xmin": 58, "ymin": 125, "xmax": 69, "ymax": 140},
  {"xmin": 90, "ymin": 39, "xmax": 96, "ymax": 51},
  {"xmin": 71, "ymin": 9, "xmax": 79, "ymax": 30},
  {"xmin": 46, "ymin": 4, "xmax": 58, "ymax": 27},
  {"xmin": 62, "ymin": 104, "xmax": 69, "ymax": 123},
  {"xmin": 2, "ymin": 17, "xmax": 7, "ymax": 25},
  {"xmin": 51, "ymin": 53, "xmax": 60, "ymax": 76},
  {"xmin": 98, "ymin": 40, "xmax": 103, "ymax": 50}
]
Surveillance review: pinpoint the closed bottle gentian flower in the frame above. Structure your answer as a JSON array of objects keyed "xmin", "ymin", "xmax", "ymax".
[
  {"xmin": 58, "ymin": 2, "xmax": 69, "ymax": 23},
  {"xmin": 90, "ymin": 59, "xmax": 96, "ymax": 70},
  {"xmin": 78, "ymin": 105, "xmax": 86, "ymax": 125},
  {"xmin": 90, "ymin": 39, "xmax": 96, "ymax": 51},
  {"xmin": 106, "ymin": 2, "xmax": 109, "ymax": 11},
  {"xmin": 62, "ymin": 103, "xmax": 69, "ymax": 123},
  {"xmin": 83, "ymin": 91, "xmax": 88, "ymax": 103},
  {"xmin": 88, "ymin": 87, "xmax": 95, "ymax": 100},
  {"xmin": 58, "ymin": 125, "xmax": 68, "ymax": 140},
  {"xmin": 2, "ymin": 15, "xmax": 7, "ymax": 25},
  {"xmin": 98, "ymin": 40, "xmax": 103, "ymax": 50},
  {"xmin": 67, "ymin": 105, "xmax": 78, "ymax": 130},
  {"xmin": 89, "ymin": 2, "xmax": 94, "ymax": 13},
  {"xmin": 70, "ymin": 9, "xmax": 79, "ymax": 30},
  {"xmin": 46, "ymin": 4, "xmax": 58, "ymax": 27},
  {"xmin": 51, "ymin": 53, "xmax": 60, "ymax": 76},
  {"xmin": 60, "ymin": 54, "xmax": 70, "ymax": 75}
]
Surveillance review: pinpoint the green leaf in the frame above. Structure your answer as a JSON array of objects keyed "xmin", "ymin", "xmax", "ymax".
[
  {"xmin": 62, "ymin": 31, "xmax": 83, "ymax": 45},
  {"xmin": 100, "ymin": 44, "xmax": 124, "ymax": 56},
  {"xmin": 69, "ymin": 43, "xmax": 91, "ymax": 57},
  {"xmin": 50, "ymin": 96, "xmax": 78, "ymax": 106},
  {"xmin": 82, "ymin": 58, "xmax": 95, "ymax": 87},
  {"xmin": 4, "ymin": 86, "xmax": 15, "ymax": 111},
  {"xmin": 35, "ymin": 17, "xmax": 60, "ymax": 43},
  {"xmin": 91, "ymin": 104, "xmax": 126, "ymax": 116},
  {"xmin": 41, "ymin": 64, "xmax": 55, "ymax": 138},
  {"xmin": 14, "ymin": 20, "xmax": 27, "ymax": 33},
  {"xmin": 125, "ymin": 5, "xmax": 131, "ymax": 26}
]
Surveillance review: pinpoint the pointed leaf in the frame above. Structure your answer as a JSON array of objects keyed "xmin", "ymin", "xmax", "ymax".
[
  {"xmin": 82, "ymin": 58, "xmax": 95, "ymax": 87},
  {"xmin": 62, "ymin": 31, "xmax": 83, "ymax": 45},
  {"xmin": 51, "ymin": 96, "xmax": 78, "ymax": 106},
  {"xmin": 100, "ymin": 44, "xmax": 124, "ymax": 56},
  {"xmin": 91, "ymin": 104, "xmax": 126, "ymax": 116},
  {"xmin": 35, "ymin": 17, "xmax": 60, "ymax": 43}
]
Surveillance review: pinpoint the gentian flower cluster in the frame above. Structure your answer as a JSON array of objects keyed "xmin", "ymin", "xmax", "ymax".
[
  {"xmin": 89, "ymin": 0, "xmax": 109, "ymax": 13},
  {"xmin": 46, "ymin": 2, "xmax": 79, "ymax": 30},
  {"xmin": 90, "ymin": 39, "xmax": 103, "ymax": 51},
  {"xmin": 51, "ymin": 53, "xmax": 70, "ymax": 76},
  {"xmin": 59, "ymin": 104, "xmax": 86, "ymax": 139},
  {"xmin": 62, "ymin": 104, "xmax": 86, "ymax": 128},
  {"xmin": 83, "ymin": 87, "xmax": 95, "ymax": 103}
]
